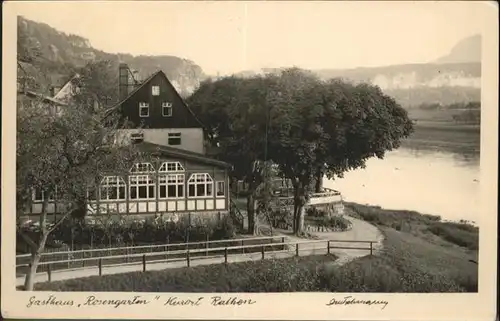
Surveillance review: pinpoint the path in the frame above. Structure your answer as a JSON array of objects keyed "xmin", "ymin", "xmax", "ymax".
[
  {"xmin": 16, "ymin": 214, "xmax": 383, "ymax": 287},
  {"xmin": 267, "ymin": 214, "xmax": 384, "ymax": 266}
]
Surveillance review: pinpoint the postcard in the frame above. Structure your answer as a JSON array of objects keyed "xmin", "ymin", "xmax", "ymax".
[{"xmin": 2, "ymin": 1, "xmax": 498, "ymax": 320}]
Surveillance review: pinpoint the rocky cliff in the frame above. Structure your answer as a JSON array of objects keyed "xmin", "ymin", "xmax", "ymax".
[{"xmin": 18, "ymin": 16, "xmax": 205, "ymax": 97}]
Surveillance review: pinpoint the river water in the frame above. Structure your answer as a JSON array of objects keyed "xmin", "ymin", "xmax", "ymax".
[{"xmin": 323, "ymin": 147, "xmax": 480, "ymax": 224}]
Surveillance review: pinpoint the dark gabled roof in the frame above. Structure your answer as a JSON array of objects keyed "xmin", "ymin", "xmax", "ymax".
[
  {"xmin": 136, "ymin": 141, "xmax": 232, "ymax": 169},
  {"xmin": 110, "ymin": 70, "xmax": 207, "ymax": 130}
]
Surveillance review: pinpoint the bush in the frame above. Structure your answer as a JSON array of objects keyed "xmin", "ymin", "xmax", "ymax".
[
  {"xmin": 48, "ymin": 214, "xmax": 236, "ymax": 250},
  {"xmin": 427, "ymin": 223, "xmax": 478, "ymax": 250}
]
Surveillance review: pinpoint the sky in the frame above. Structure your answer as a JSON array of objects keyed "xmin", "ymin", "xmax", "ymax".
[{"xmin": 10, "ymin": 1, "xmax": 491, "ymax": 76}]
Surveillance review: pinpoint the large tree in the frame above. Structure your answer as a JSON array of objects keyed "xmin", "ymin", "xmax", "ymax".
[
  {"xmin": 16, "ymin": 61, "xmax": 143, "ymax": 291},
  {"xmin": 187, "ymin": 68, "xmax": 413, "ymax": 236},
  {"xmin": 267, "ymin": 70, "xmax": 414, "ymax": 234},
  {"xmin": 187, "ymin": 76, "xmax": 275, "ymax": 234}
]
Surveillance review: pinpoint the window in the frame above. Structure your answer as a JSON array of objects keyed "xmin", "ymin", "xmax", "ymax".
[
  {"xmin": 130, "ymin": 132, "xmax": 144, "ymax": 143},
  {"xmin": 158, "ymin": 161, "xmax": 185, "ymax": 173},
  {"xmin": 139, "ymin": 102, "xmax": 149, "ymax": 117},
  {"xmin": 167, "ymin": 133, "xmax": 181, "ymax": 146},
  {"xmin": 152, "ymin": 85, "xmax": 160, "ymax": 96},
  {"xmin": 100, "ymin": 176, "xmax": 126, "ymax": 201},
  {"xmin": 216, "ymin": 181, "xmax": 225, "ymax": 197},
  {"xmin": 130, "ymin": 162, "xmax": 155, "ymax": 173},
  {"xmin": 32, "ymin": 188, "xmax": 56, "ymax": 202},
  {"xmin": 187, "ymin": 173, "xmax": 213, "ymax": 198},
  {"xmin": 162, "ymin": 102, "xmax": 173, "ymax": 117},
  {"xmin": 129, "ymin": 175, "xmax": 156, "ymax": 200},
  {"xmin": 159, "ymin": 174, "xmax": 185, "ymax": 199}
]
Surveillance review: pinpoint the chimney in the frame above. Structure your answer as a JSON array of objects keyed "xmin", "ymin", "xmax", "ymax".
[{"xmin": 119, "ymin": 63, "xmax": 130, "ymax": 101}]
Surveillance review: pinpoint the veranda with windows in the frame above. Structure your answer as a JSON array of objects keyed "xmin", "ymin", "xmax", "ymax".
[{"xmin": 26, "ymin": 156, "xmax": 231, "ymax": 220}]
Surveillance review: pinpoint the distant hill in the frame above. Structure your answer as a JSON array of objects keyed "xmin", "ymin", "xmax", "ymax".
[
  {"xmin": 233, "ymin": 36, "xmax": 482, "ymax": 108},
  {"xmin": 17, "ymin": 16, "xmax": 205, "ymax": 97},
  {"xmin": 435, "ymin": 35, "xmax": 481, "ymax": 64}
]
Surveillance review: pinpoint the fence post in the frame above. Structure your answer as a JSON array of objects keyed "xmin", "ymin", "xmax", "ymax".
[
  {"xmin": 224, "ymin": 248, "xmax": 228, "ymax": 264},
  {"xmin": 296, "ymin": 243, "xmax": 299, "ymax": 257},
  {"xmin": 142, "ymin": 254, "xmax": 146, "ymax": 272},
  {"xmin": 241, "ymin": 240, "xmax": 244, "ymax": 254},
  {"xmin": 206, "ymin": 235, "xmax": 209, "ymax": 257},
  {"xmin": 327, "ymin": 241, "xmax": 331, "ymax": 255},
  {"xmin": 281, "ymin": 237, "xmax": 285, "ymax": 244},
  {"xmin": 261, "ymin": 246, "xmax": 265, "ymax": 260},
  {"xmin": 47, "ymin": 264, "xmax": 52, "ymax": 282},
  {"xmin": 186, "ymin": 250, "xmax": 191, "ymax": 267},
  {"xmin": 165, "ymin": 245, "xmax": 168, "ymax": 261},
  {"xmin": 98, "ymin": 258, "xmax": 102, "ymax": 276},
  {"xmin": 370, "ymin": 242, "xmax": 373, "ymax": 256}
]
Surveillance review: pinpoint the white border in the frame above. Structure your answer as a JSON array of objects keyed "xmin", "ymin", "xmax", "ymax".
[{"xmin": 2, "ymin": 1, "xmax": 498, "ymax": 320}]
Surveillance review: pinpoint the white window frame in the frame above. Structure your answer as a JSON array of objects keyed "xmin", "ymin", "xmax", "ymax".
[
  {"xmin": 216, "ymin": 181, "xmax": 225, "ymax": 197},
  {"xmin": 167, "ymin": 132, "xmax": 181, "ymax": 146},
  {"xmin": 158, "ymin": 161, "xmax": 185, "ymax": 173},
  {"xmin": 152, "ymin": 85, "xmax": 160, "ymax": 96},
  {"xmin": 187, "ymin": 173, "xmax": 214, "ymax": 198},
  {"xmin": 162, "ymin": 102, "xmax": 173, "ymax": 117},
  {"xmin": 129, "ymin": 175, "xmax": 156, "ymax": 200},
  {"xmin": 159, "ymin": 174, "xmax": 185, "ymax": 199},
  {"xmin": 130, "ymin": 132, "xmax": 144, "ymax": 142},
  {"xmin": 32, "ymin": 188, "xmax": 56, "ymax": 203},
  {"xmin": 99, "ymin": 176, "xmax": 126, "ymax": 201},
  {"xmin": 130, "ymin": 162, "xmax": 156, "ymax": 173},
  {"xmin": 139, "ymin": 102, "xmax": 149, "ymax": 117}
]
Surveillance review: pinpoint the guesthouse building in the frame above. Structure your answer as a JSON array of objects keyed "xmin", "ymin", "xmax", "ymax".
[{"xmin": 24, "ymin": 63, "xmax": 232, "ymax": 223}]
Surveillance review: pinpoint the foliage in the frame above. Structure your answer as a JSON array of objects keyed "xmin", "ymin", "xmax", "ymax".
[
  {"xmin": 427, "ymin": 223, "xmax": 478, "ymax": 250},
  {"xmin": 16, "ymin": 55, "xmax": 145, "ymax": 289},
  {"xmin": 305, "ymin": 215, "xmax": 351, "ymax": 231},
  {"xmin": 44, "ymin": 215, "xmax": 236, "ymax": 249},
  {"xmin": 34, "ymin": 255, "xmax": 335, "ymax": 292},
  {"xmin": 189, "ymin": 68, "xmax": 413, "ymax": 235},
  {"xmin": 346, "ymin": 202, "xmax": 478, "ymax": 250},
  {"xmin": 18, "ymin": 16, "xmax": 203, "ymax": 97},
  {"xmin": 187, "ymin": 76, "xmax": 279, "ymax": 234},
  {"xmin": 452, "ymin": 109, "xmax": 480, "ymax": 124}
]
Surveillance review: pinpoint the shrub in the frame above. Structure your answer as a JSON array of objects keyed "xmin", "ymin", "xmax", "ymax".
[
  {"xmin": 48, "ymin": 213, "xmax": 236, "ymax": 250},
  {"xmin": 427, "ymin": 223, "xmax": 478, "ymax": 250}
]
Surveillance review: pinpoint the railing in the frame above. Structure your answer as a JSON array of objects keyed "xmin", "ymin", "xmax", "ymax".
[
  {"xmin": 16, "ymin": 235, "xmax": 285, "ymax": 274},
  {"xmin": 229, "ymin": 198, "xmax": 245, "ymax": 231},
  {"xmin": 16, "ymin": 238, "xmax": 377, "ymax": 283}
]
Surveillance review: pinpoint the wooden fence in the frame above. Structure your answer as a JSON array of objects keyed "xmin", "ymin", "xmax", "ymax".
[{"xmin": 16, "ymin": 237, "xmax": 376, "ymax": 283}]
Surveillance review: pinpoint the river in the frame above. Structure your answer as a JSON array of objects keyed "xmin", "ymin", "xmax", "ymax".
[{"xmin": 324, "ymin": 147, "xmax": 480, "ymax": 224}]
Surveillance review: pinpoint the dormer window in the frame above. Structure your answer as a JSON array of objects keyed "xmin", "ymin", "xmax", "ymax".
[
  {"xmin": 162, "ymin": 102, "xmax": 173, "ymax": 117},
  {"xmin": 139, "ymin": 102, "xmax": 149, "ymax": 117},
  {"xmin": 152, "ymin": 85, "xmax": 160, "ymax": 96}
]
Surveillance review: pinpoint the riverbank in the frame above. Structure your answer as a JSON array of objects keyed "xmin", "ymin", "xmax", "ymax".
[
  {"xmin": 402, "ymin": 122, "xmax": 480, "ymax": 156},
  {"xmin": 31, "ymin": 203, "xmax": 478, "ymax": 292}
]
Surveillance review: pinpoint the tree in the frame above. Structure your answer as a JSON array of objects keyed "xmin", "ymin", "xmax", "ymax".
[
  {"xmin": 268, "ymin": 71, "xmax": 414, "ymax": 234},
  {"xmin": 16, "ymin": 62, "xmax": 143, "ymax": 290},
  {"xmin": 187, "ymin": 76, "xmax": 275, "ymax": 234}
]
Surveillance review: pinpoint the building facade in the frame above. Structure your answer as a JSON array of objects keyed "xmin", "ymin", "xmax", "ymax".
[{"xmin": 23, "ymin": 64, "xmax": 232, "ymax": 223}]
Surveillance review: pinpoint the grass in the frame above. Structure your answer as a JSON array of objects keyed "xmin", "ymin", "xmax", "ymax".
[
  {"xmin": 345, "ymin": 203, "xmax": 478, "ymax": 251},
  {"xmin": 33, "ymin": 254, "xmax": 338, "ymax": 292},
  {"xmin": 318, "ymin": 227, "xmax": 477, "ymax": 292}
]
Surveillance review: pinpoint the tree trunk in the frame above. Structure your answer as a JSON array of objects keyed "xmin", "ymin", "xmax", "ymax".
[
  {"xmin": 314, "ymin": 167, "xmax": 323, "ymax": 193},
  {"xmin": 246, "ymin": 193, "xmax": 256, "ymax": 235},
  {"xmin": 23, "ymin": 231, "xmax": 48, "ymax": 291}
]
